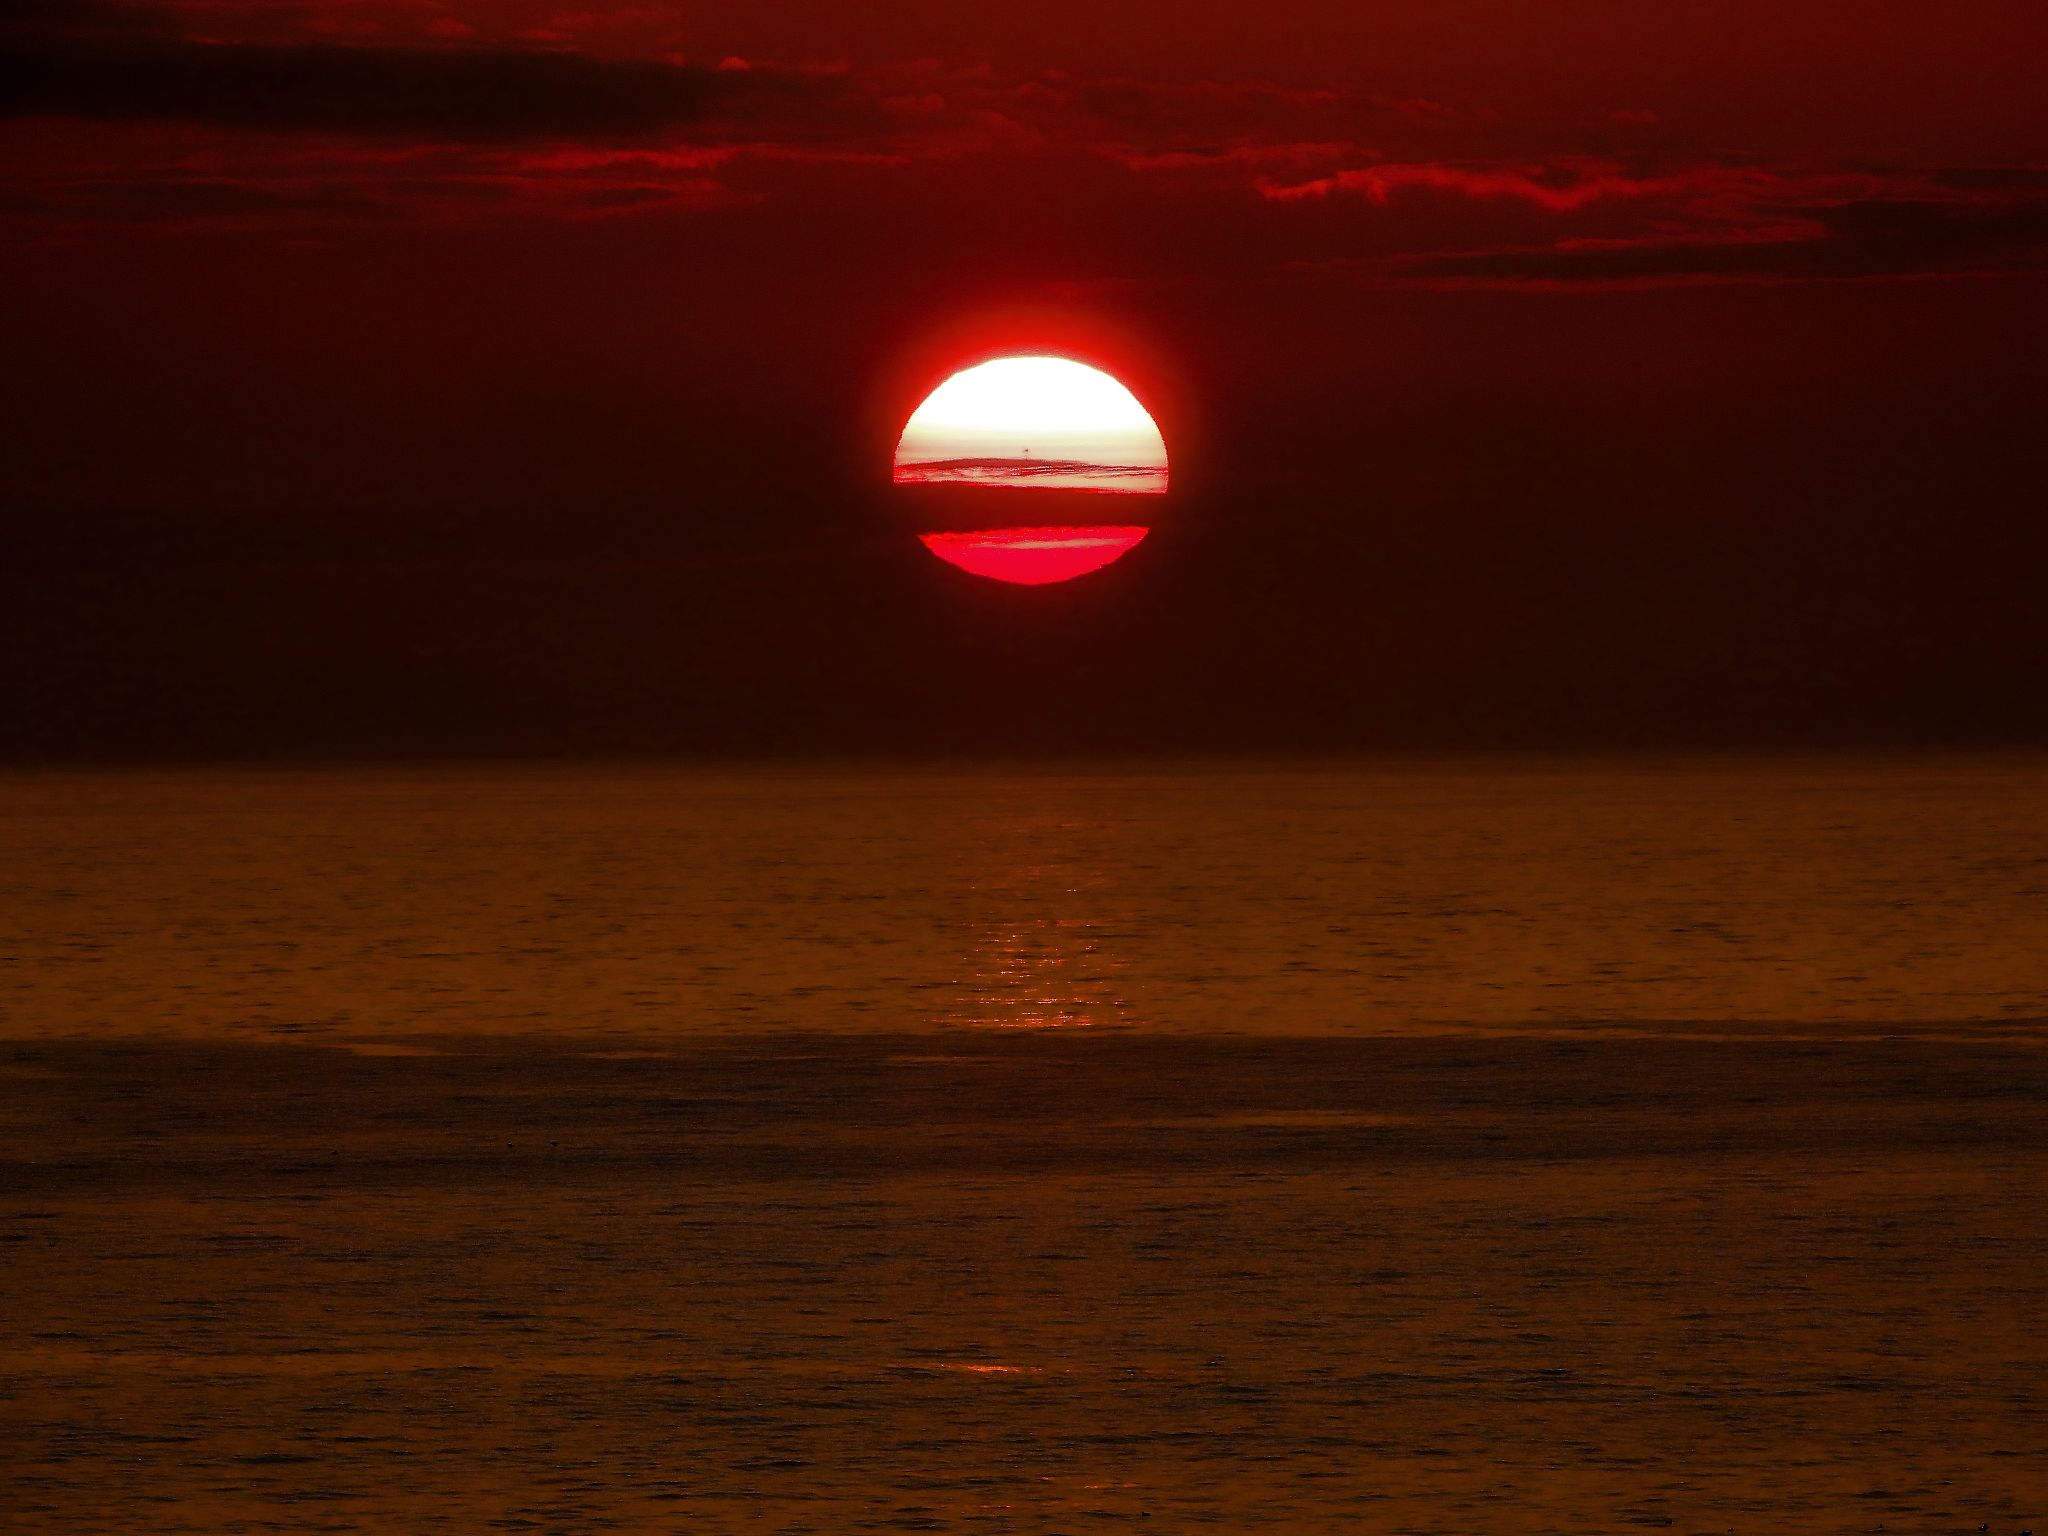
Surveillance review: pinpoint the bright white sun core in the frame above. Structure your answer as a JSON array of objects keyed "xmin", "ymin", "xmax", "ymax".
[{"xmin": 893, "ymin": 356, "xmax": 1168, "ymax": 494}]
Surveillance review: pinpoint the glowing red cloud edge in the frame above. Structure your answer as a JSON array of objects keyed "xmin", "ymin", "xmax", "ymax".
[{"xmin": 918, "ymin": 526, "xmax": 1150, "ymax": 586}]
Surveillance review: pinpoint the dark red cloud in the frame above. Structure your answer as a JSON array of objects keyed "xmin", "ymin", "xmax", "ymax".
[
  {"xmin": 5, "ymin": 5, "xmax": 2046, "ymax": 287},
  {"xmin": 0, "ymin": 34, "xmax": 826, "ymax": 138},
  {"xmin": 1394, "ymin": 194, "xmax": 2048, "ymax": 288}
]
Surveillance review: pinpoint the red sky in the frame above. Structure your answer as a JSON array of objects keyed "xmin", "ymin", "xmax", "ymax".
[{"xmin": 3, "ymin": 0, "xmax": 2046, "ymax": 755}]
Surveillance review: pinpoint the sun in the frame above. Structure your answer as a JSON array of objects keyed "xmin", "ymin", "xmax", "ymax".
[{"xmin": 893, "ymin": 355, "xmax": 1168, "ymax": 585}]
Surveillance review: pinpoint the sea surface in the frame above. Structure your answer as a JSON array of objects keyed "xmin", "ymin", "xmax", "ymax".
[{"xmin": 2, "ymin": 760, "xmax": 2044, "ymax": 1532}]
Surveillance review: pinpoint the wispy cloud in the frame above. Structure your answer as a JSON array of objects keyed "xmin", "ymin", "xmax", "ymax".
[{"xmin": 4, "ymin": 6, "xmax": 2046, "ymax": 287}]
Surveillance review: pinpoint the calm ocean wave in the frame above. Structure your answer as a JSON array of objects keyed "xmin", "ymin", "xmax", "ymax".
[
  {"xmin": 4, "ymin": 1031, "xmax": 2045, "ymax": 1532},
  {"xmin": 2, "ymin": 759, "xmax": 2043, "ymax": 1041}
]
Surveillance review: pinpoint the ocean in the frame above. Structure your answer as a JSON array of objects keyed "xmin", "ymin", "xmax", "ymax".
[{"xmin": 2, "ymin": 760, "xmax": 2043, "ymax": 1531}]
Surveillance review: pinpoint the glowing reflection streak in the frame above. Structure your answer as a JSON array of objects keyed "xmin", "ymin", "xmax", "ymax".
[{"xmin": 943, "ymin": 915, "xmax": 1132, "ymax": 1030}]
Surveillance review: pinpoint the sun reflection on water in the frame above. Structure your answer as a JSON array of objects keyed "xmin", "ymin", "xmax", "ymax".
[
  {"xmin": 940, "ymin": 914, "xmax": 1132, "ymax": 1028},
  {"xmin": 928, "ymin": 804, "xmax": 1141, "ymax": 1030}
]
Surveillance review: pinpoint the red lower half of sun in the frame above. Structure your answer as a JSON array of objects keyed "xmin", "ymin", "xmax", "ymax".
[{"xmin": 918, "ymin": 526, "xmax": 1149, "ymax": 585}]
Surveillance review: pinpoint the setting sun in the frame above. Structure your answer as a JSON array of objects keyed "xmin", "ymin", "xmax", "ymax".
[{"xmin": 894, "ymin": 355, "xmax": 1167, "ymax": 584}]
